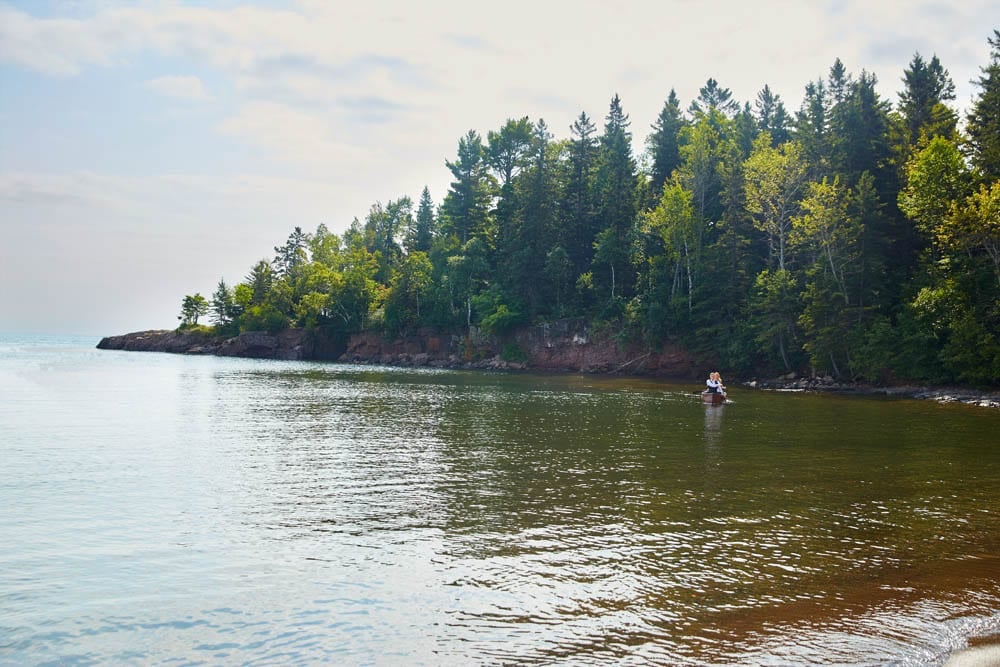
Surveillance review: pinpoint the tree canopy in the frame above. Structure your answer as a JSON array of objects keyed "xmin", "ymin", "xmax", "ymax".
[{"xmin": 178, "ymin": 34, "xmax": 1000, "ymax": 387}]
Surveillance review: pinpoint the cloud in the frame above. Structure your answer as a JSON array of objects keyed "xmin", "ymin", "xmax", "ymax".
[
  {"xmin": 0, "ymin": 5, "xmax": 116, "ymax": 75},
  {"xmin": 144, "ymin": 75, "xmax": 210, "ymax": 101},
  {"xmin": 0, "ymin": 170, "xmax": 133, "ymax": 212},
  {"xmin": 217, "ymin": 101, "xmax": 378, "ymax": 169}
]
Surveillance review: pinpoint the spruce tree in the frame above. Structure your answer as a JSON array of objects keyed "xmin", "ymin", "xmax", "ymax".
[
  {"xmin": 898, "ymin": 52, "xmax": 957, "ymax": 145},
  {"xmin": 966, "ymin": 30, "xmax": 1000, "ymax": 180},
  {"xmin": 562, "ymin": 112, "xmax": 599, "ymax": 276},
  {"xmin": 593, "ymin": 94, "xmax": 638, "ymax": 300},
  {"xmin": 647, "ymin": 89, "xmax": 686, "ymax": 195},
  {"xmin": 754, "ymin": 84, "xmax": 791, "ymax": 145},
  {"xmin": 408, "ymin": 186, "xmax": 435, "ymax": 253}
]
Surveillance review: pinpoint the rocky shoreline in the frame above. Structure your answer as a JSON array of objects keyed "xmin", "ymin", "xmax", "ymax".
[
  {"xmin": 747, "ymin": 375, "xmax": 1000, "ymax": 409},
  {"xmin": 96, "ymin": 320, "xmax": 702, "ymax": 377},
  {"xmin": 96, "ymin": 326, "xmax": 1000, "ymax": 409}
]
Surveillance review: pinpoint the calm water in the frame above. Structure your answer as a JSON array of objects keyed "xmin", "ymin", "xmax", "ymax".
[{"xmin": 2, "ymin": 334, "xmax": 999, "ymax": 666}]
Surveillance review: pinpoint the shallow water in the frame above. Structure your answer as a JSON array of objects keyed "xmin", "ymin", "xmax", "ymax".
[{"xmin": 1, "ymin": 334, "xmax": 998, "ymax": 665}]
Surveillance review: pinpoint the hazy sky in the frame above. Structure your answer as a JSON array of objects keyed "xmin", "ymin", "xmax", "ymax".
[{"xmin": 1, "ymin": 1, "xmax": 998, "ymax": 336}]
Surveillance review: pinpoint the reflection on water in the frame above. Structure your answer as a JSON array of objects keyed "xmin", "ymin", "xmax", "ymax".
[{"xmin": 1, "ymin": 339, "xmax": 999, "ymax": 665}]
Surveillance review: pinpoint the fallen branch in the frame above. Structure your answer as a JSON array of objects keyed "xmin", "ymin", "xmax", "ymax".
[{"xmin": 615, "ymin": 352, "xmax": 652, "ymax": 372}]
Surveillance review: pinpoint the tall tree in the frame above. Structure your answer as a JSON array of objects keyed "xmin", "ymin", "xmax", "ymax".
[
  {"xmin": 509, "ymin": 119, "xmax": 560, "ymax": 317},
  {"xmin": 743, "ymin": 136, "xmax": 809, "ymax": 271},
  {"xmin": 309, "ymin": 223, "xmax": 342, "ymax": 268},
  {"xmin": 407, "ymin": 186, "xmax": 436, "ymax": 253},
  {"xmin": 487, "ymin": 117, "xmax": 534, "ymax": 187},
  {"xmin": 899, "ymin": 136, "xmax": 970, "ymax": 241},
  {"xmin": 898, "ymin": 52, "xmax": 957, "ymax": 146},
  {"xmin": 488, "ymin": 117, "xmax": 535, "ymax": 274},
  {"xmin": 273, "ymin": 226, "xmax": 310, "ymax": 279},
  {"xmin": 366, "ymin": 197, "xmax": 412, "ymax": 281},
  {"xmin": 245, "ymin": 259, "xmax": 274, "ymax": 306},
  {"xmin": 593, "ymin": 94, "xmax": 638, "ymax": 301},
  {"xmin": 441, "ymin": 130, "xmax": 495, "ymax": 245},
  {"xmin": 966, "ymin": 30, "xmax": 1000, "ymax": 180},
  {"xmin": 643, "ymin": 181, "xmax": 698, "ymax": 312},
  {"xmin": 828, "ymin": 70, "xmax": 892, "ymax": 185},
  {"xmin": 949, "ymin": 182, "xmax": 1000, "ymax": 289},
  {"xmin": 733, "ymin": 102, "xmax": 758, "ymax": 158},
  {"xmin": 647, "ymin": 89, "xmax": 686, "ymax": 195},
  {"xmin": 210, "ymin": 278, "xmax": 235, "ymax": 326},
  {"xmin": 827, "ymin": 58, "xmax": 852, "ymax": 105},
  {"xmin": 678, "ymin": 113, "xmax": 725, "ymax": 223},
  {"xmin": 689, "ymin": 78, "xmax": 740, "ymax": 117},
  {"xmin": 794, "ymin": 80, "xmax": 830, "ymax": 178},
  {"xmin": 755, "ymin": 84, "xmax": 791, "ymax": 145},
  {"xmin": 384, "ymin": 251, "xmax": 433, "ymax": 334},
  {"xmin": 562, "ymin": 111, "xmax": 599, "ymax": 275},
  {"xmin": 178, "ymin": 293, "xmax": 209, "ymax": 326},
  {"xmin": 793, "ymin": 176, "xmax": 860, "ymax": 305}
]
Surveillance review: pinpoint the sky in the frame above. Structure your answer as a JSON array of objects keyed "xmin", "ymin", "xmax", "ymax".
[{"xmin": 1, "ymin": 1, "xmax": 998, "ymax": 337}]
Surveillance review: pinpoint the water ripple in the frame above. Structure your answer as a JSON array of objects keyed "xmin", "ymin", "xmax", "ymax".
[{"xmin": 2, "ymin": 343, "xmax": 1000, "ymax": 664}]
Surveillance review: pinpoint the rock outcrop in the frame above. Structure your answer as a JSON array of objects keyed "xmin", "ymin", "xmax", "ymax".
[
  {"xmin": 97, "ymin": 320, "xmax": 701, "ymax": 378},
  {"xmin": 97, "ymin": 328, "xmax": 318, "ymax": 361}
]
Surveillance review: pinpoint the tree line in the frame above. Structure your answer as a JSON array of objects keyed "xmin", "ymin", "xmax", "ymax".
[{"xmin": 180, "ymin": 31, "xmax": 1000, "ymax": 386}]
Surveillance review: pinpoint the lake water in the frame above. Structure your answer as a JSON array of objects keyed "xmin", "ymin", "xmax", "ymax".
[{"xmin": 2, "ymin": 334, "xmax": 999, "ymax": 665}]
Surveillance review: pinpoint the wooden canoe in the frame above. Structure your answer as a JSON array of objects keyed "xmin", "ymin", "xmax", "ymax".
[{"xmin": 701, "ymin": 391, "xmax": 726, "ymax": 404}]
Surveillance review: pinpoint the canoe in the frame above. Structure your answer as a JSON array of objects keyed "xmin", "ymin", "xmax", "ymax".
[{"xmin": 702, "ymin": 391, "xmax": 726, "ymax": 404}]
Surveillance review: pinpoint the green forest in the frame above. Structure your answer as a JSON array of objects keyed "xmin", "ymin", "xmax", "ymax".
[{"xmin": 179, "ymin": 32, "xmax": 1000, "ymax": 387}]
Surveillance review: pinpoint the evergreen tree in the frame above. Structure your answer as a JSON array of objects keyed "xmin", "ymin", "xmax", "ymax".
[
  {"xmin": 488, "ymin": 118, "xmax": 534, "ymax": 275},
  {"xmin": 733, "ymin": 102, "xmax": 758, "ymax": 158},
  {"xmin": 593, "ymin": 94, "xmax": 638, "ymax": 301},
  {"xmin": 441, "ymin": 130, "xmax": 495, "ymax": 245},
  {"xmin": 509, "ymin": 119, "xmax": 560, "ymax": 317},
  {"xmin": 245, "ymin": 260, "xmax": 274, "ymax": 306},
  {"xmin": 794, "ymin": 80, "xmax": 830, "ymax": 178},
  {"xmin": 273, "ymin": 226, "xmax": 310, "ymax": 279},
  {"xmin": 486, "ymin": 117, "xmax": 534, "ymax": 187},
  {"xmin": 689, "ymin": 78, "xmax": 740, "ymax": 117},
  {"xmin": 210, "ymin": 278, "xmax": 235, "ymax": 326},
  {"xmin": 755, "ymin": 84, "xmax": 791, "ymax": 145},
  {"xmin": 178, "ymin": 293, "xmax": 209, "ymax": 327},
  {"xmin": 828, "ymin": 58, "xmax": 852, "ymax": 105},
  {"xmin": 407, "ymin": 186, "xmax": 435, "ymax": 253},
  {"xmin": 898, "ymin": 52, "xmax": 957, "ymax": 146},
  {"xmin": 829, "ymin": 70, "xmax": 892, "ymax": 188},
  {"xmin": 562, "ymin": 112, "xmax": 599, "ymax": 275},
  {"xmin": 966, "ymin": 30, "xmax": 1000, "ymax": 180},
  {"xmin": 647, "ymin": 89, "xmax": 686, "ymax": 195}
]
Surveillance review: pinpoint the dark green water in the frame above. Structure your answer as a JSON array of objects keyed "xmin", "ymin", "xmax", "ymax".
[{"xmin": 2, "ymin": 336, "xmax": 998, "ymax": 665}]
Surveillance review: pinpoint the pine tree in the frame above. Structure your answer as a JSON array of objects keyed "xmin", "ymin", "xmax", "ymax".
[
  {"xmin": 689, "ymin": 78, "xmax": 740, "ymax": 117},
  {"xmin": 441, "ymin": 130, "xmax": 495, "ymax": 245},
  {"xmin": 273, "ymin": 226, "xmax": 310, "ymax": 279}
]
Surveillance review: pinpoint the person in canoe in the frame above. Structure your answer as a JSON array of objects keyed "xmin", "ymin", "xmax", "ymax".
[{"xmin": 705, "ymin": 372, "xmax": 726, "ymax": 396}]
